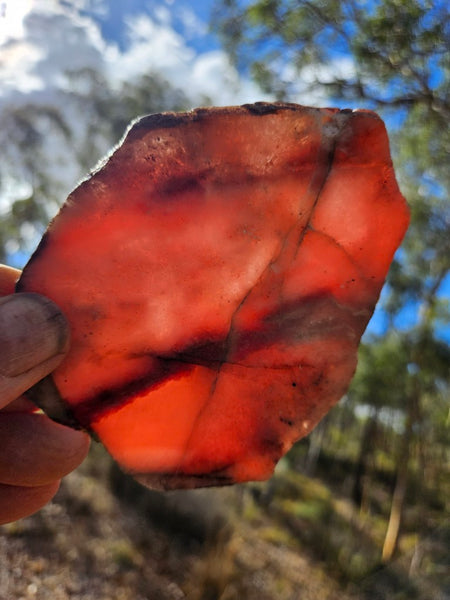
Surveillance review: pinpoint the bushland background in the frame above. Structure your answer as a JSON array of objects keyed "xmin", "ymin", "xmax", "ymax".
[{"xmin": 0, "ymin": 2, "xmax": 448, "ymax": 599}]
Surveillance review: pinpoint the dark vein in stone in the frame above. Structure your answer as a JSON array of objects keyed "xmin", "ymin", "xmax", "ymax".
[{"xmin": 176, "ymin": 113, "xmax": 348, "ymax": 471}]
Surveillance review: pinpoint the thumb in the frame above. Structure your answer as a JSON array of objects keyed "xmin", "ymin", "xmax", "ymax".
[{"xmin": 0, "ymin": 293, "xmax": 69, "ymax": 408}]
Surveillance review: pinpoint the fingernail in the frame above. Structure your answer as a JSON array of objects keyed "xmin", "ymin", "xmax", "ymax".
[{"xmin": 0, "ymin": 293, "xmax": 69, "ymax": 377}]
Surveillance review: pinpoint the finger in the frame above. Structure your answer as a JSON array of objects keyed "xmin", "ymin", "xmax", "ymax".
[
  {"xmin": 0, "ymin": 480, "xmax": 60, "ymax": 525},
  {"xmin": 1, "ymin": 396, "xmax": 39, "ymax": 413},
  {"xmin": 0, "ymin": 268, "xmax": 49, "ymax": 413},
  {"xmin": 0, "ymin": 412, "xmax": 90, "ymax": 486},
  {"xmin": 0, "ymin": 265, "xmax": 21, "ymax": 296},
  {"xmin": 0, "ymin": 293, "xmax": 70, "ymax": 408}
]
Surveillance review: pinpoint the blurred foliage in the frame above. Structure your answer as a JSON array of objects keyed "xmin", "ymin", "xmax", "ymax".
[
  {"xmin": 0, "ymin": 69, "xmax": 191, "ymax": 264},
  {"xmin": 213, "ymin": 0, "xmax": 449, "ymax": 108}
]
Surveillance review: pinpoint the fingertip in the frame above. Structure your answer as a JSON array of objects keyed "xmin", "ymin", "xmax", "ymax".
[
  {"xmin": 0, "ymin": 293, "xmax": 70, "ymax": 407},
  {"xmin": 0, "ymin": 265, "xmax": 21, "ymax": 296},
  {"xmin": 60, "ymin": 423, "xmax": 91, "ymax": 467},
  {"xmin": 0, "ymin": 480, "xmax": 60, "ymax": 525},
  {"xmin": 0, "ymin": 293, "xmax": 70, "ymax": 378},
  {"xmin": 0, "ymin": 413, "xmax": 90, "ymax": 486}
]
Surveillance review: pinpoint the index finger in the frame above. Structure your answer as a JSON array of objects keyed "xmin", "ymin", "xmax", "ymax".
[
  {"xmin": 0, "ymin": 265, "xmax": 35, "ymax": 410},
  {"xmin": 0, "ymin": 294, "xmax": 70, "ymax": 409},
  {"xmin": 0, "ymin": 265, "xmax": 38, "ymax": 412},
  {"xmin": 0, "ymin": 265, "xmax": 21, "ymax": 296}
]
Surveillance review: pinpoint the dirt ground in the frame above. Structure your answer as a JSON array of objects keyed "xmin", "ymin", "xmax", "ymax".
[{"xmin": 0, "ymin": 445, "xmax": 446, "ymax": 600}]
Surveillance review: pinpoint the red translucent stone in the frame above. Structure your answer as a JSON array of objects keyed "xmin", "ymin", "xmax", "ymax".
[{"xmin": 17, "ymin": 103, "xmax": 409, "ymax": 489}]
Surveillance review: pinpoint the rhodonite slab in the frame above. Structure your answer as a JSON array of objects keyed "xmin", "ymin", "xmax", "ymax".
[{"xmin": 17, "ymin": 102, "xmax": 409, "ymax": 489}]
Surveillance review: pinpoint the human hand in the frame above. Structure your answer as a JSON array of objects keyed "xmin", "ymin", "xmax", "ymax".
[{"xmin": 0, "ymin": 265, "xmax": 90, "ymax": 524}]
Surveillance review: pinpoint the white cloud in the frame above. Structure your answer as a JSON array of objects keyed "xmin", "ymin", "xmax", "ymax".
[
  {"xmin": 111, "ymin": 13, "xmax": 196, "ymax": 84},
  {"xmin": 0, "ymin": 3, "xmax": 109, "ymax": 107},
  {"xmin": 108, "ymin": 13, "xmax": 266, "ymax": 106},
  {"xmin": 279, "ymin": 56, "xmax": 357, "ymax": 107},
  {"xmin": 177, "ymin": 5, "xmax": 209, "ymax": 40},
  {"xmin": 107, "ymin": 12, "xmax": 266, "ymax": 105},
  {"xmin": 300, "ymin": 57, "xmax": 356, "ymax": 86},
  {"xmin": 0, "ymin": 1, "xmax": 267, "ymax": 114},
  {"xmin": 190, "ymin": 50, "xmax": 268, "ymax": 105},
  {"xmin": 0, "ymin": 0, "xmax": 33, "ymax": 44},
  {"xmin": 0, "ymin": 40, "xmax": 44, "ymax": 94}
]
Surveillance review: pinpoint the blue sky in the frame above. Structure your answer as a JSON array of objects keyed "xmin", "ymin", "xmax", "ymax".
[{"xmin": 80, "ymin": 0, "xmax": 220, "ymax": 53}]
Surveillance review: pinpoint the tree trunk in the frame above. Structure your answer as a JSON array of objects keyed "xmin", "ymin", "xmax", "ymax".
[
  {"xmin": 304, "ymin": 417, "xmax": 327, "ymax": 476},
  {"xmin": 381, "ymin": 410, "xmax": 413, "ymax": 562},
  {"xmin": 381, "ymin": 270, "xmax": 446, "ymax": 563},
  {"xmin": 352, "ymin": 410, "xmax": 378, "ymax": 509}
]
